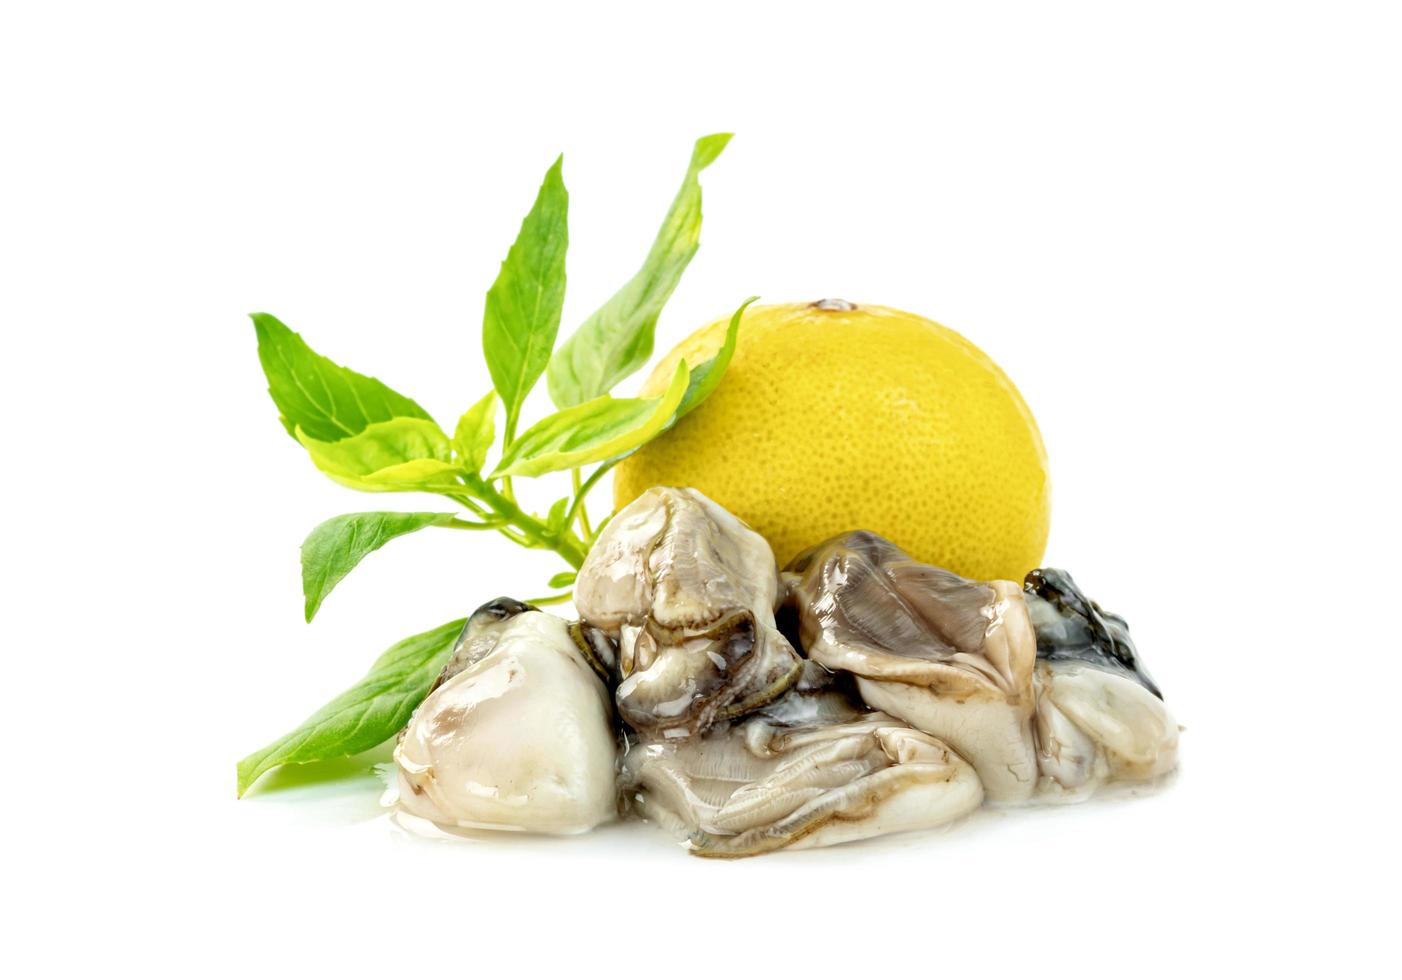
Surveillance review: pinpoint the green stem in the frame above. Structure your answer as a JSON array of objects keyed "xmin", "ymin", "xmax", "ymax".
[
  {"xmin": 446, "ymin": 492, "xmax": 532, "ymax": 547},
  {"xmin": 445, "ymin": 516, "xmax": 512, "ymax": 531},
  {"xmin": 571, "ymin": 468, "xmax": 594, "ymax": 540},
  {"xmin": 501, "ymin": 415, "xmax": 519, "ymax": 503},
  {"xmin": 456, "ymin": 495, "xmax": 492, "ymax": 519},
  {"xmin": 564, "ymin": 460, "xmax": 617, "ymax": 544},
  {"xmin": 459, "ymin": 478, "xmax": 588, "ymax": 568},
  {"xmin": 522, "ymin": 591, "xmax": 573, "ymax": 607}
]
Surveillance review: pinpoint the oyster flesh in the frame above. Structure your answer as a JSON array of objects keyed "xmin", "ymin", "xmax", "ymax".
[
  {"xmin": 574, "ymin": 487, "xmax": 803, "ymax": 740},
  {"xmin": 622, "ymin": 663, "xmax": 983, "ymax": 857},
  {"xmin": 1024, "ymin": 569, "xmax": 1178, "ymax": 796},
  {"xmin": 785, "ymin": 531, "xmax": 1040, "ymax": 802},
  {"xmin": 395, "ymin": 601, "xmax": 618, "ymax": 834}
]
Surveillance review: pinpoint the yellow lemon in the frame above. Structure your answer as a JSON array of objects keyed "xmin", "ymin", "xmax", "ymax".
[{"xmin": 614, "ymin": 300, "xmax": 1050, "ymax": 582}]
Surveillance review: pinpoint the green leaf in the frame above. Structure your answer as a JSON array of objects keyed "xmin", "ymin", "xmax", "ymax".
[
  {"xmin": 483, "ymin": 156, "xmax": 569, "ymax": 438},
  {"xmin": 236, "ymin": 617, "xmax": 467, "ymax": 796},
  {"xmin": 546, "ymin": 133, "xmax": 731, "ymax": 408},
  {"xmin": 674, "ymin": 296, "xmax": 756, "ymax": 420},
  {"xmin": 301, "ymin": 512, "xmax": 459, "ymax": 622},
  {"xmin": 452, "ymin": 391, "xmax": 497, "ymax": 473},
  {"xmin": 251, "ymin": 313, "xmax": 432, "ymax": 442},
  {"xmin": 295, "ymin": 417, "xmax": 462, "ymax": 493},
  {"xmin": 544, "ymin": 496, "xmax": 570, "ymax": 534},
  {"xmin": 493, "ymin": 360, "xmax": 689, "ymax": 478},
  {"xmin": 548, "ymin": 571, "xmax": 577, "ymax": 589}
]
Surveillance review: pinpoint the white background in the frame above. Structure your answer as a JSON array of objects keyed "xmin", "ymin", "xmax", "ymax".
[{"xmin": 3, "ymin": 2, "xmax": 1399, "ymax": 976}]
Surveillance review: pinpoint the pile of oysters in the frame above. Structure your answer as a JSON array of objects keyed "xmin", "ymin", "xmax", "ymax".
[{"xmin": 395, "ymin": 487, "xmax": 1179, "ymax": 857}]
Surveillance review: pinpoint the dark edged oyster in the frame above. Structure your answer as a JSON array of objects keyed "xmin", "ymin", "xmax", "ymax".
[
  {"xmin": 395, "ymin": 600, "xmax": 618, "ymax": 835},
  {"xmin": 1023, "ymin": 569, "xmax": 1178, "ymax": 796},
  {"xmin": 426, "ymin": 596, "xmax": 537, "ymax": 697},
  {"xmin": 1024, "ymin": 568, "xmax": 1161, "ymax": 698},
  {"xmin": 574, "ymin": 487, "xmax": 803, "ymax": 740},
  {"xmin": 784, "ymin": 531, "xmax": 1039, "ymax": 802},
  {"xmin": 622, "ymin": 663, "xmax": 983, "ymax": 857}
]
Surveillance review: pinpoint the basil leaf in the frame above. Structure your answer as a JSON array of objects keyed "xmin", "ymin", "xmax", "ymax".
[
  {"xmin": 674, "ymin": 296, "xmax": 756, "ymax": 420},
  {"xmin": 252, "ymin": 313, "xmax": 432, "ymax": 442},
  {"xmin": 301, "ymin": 512, "xmax": 459, "ymax": 623},
  {"xmin": 236, "ymin": 617, "xmax": 467, "ymax": 796},
  {"xmin": 546, "ymin": 133, "xmax": 731, "ymax": 408},
  {"xmin": 452, "ymin": 391, "xmax": 497, "ymax": 473},
  {"xmin": 482, "ymin": 156, "xmax": 569, "ymax": 437},
  {"xmin": 492, "ymin": 360, "xmax": 689, "ymax": 477},
  {"xmin": 544, "ymin": 496, "xmax": 570, "ymax": 534},
  {"xmin": 295, "ymin": 418, "xmax": 463, "ymax": 492}
]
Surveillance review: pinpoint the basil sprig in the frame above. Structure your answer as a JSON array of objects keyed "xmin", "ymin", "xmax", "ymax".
[{"xmin": 240, "ymin": 135, "xmax": 748, "ymax": 795}]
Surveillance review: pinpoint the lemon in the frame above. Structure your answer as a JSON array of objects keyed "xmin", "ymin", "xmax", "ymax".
[{"xmin": 614, "ymin": 300, "xmax": 1050, "ymax": 583}]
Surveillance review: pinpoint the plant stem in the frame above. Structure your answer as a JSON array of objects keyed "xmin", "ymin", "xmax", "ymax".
[
  {"xmin": 571, "ymin": 468, "xmax": 594, "ymax": 540},
  {"xmin": 456, "ymin": 495, "xmax": 493, "ymax": 519},
  {"xmin": 564, "ymin": 460, "xmax": 617, "ymax": 544},
  {"xmin": 456, "ymin": 478, "xmax": 589, "ymax": 568},
  {"xmin": 500, "ymin": 415, "xmax": 519, "ymax": 502},
  {"xmin": 522, "ymin": 591, "xmax": 573, "ymax": 607},
  {"xmin": 446, "ymin": 492, "xmax": 530, "ymax": 547},
  {"xmin": 444, "ymin": 516, "xmax": 511, "ymax": 531}
]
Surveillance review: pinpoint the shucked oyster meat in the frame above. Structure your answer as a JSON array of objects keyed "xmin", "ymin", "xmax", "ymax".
[
  {"xmin": 392, "ymin": 490, "xmax": 1180, "ymax": 855},
  {"xmin": 574, "ymin": 487, "xmax": 802, "ymax": 740},
  {"xmin": 785, "ymin": 531, "xmax": 1040, "ymax": 802},
  {"xmin": 1024, "ymin": 569, "xmax": 1178, "ymax": 797},
  {"xmin": 1023, "ymin": 568, "xmax": 1161, "ymax": 697},
  {"xmin": 395, "ymin": 600, "xmax": 618, "ymax": 835},
  {"xmin": 622, "ymin": 663, "xmax": 983, "ymax": 857}
]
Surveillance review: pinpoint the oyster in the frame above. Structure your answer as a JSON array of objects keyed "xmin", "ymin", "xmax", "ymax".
[
  {"xmin": 424, "ymin": 596, "xmax": 536, "ymax": 692},
  {"xmin": 622, "ymin": 664, "xmax": 983, "ymax": 857},
  {"xmin": 574, "ymin": 487, "xmax": 802, "ymax": 740},
  {"xmin": 785, "ymin": 531, "xmax": 1039, "ymax": 802},
  {"xmin": 395, "ymin": 601, "xmax": 618, "ymax": 834},
  {"xmin": 1024, "ymin": 569, "xmax": 1178, "ymax": 796}
]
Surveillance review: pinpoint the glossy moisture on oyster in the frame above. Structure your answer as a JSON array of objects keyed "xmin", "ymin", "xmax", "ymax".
[
  {"xmin": 784, "ymin": 531, "xmax": 1040, "ymax": 802},
  {"xmin": 1024, "ymin": 569, "xmax": 1179, "ymax": 797},
  {"xmin": 573, "ymin": 486, "xmax": 803, "ymax": 741},
  {"xmin": 622, "ymin": 662, "xmax": 983, "ymax": 857},
  {"xmin": 395, "ymin": 600, "xmax": 618, "ymax": 835}
]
